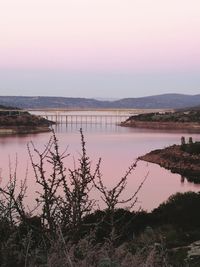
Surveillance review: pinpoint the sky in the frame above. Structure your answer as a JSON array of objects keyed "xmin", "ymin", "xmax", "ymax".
[{"xmin": 0, "ymin": 0, "xmax": 200, "ymax": 98}]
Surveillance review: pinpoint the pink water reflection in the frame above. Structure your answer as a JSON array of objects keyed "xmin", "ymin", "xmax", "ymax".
[{"xmin": 0, "ymin": 124, "xmax": 200, "ymax": 212}]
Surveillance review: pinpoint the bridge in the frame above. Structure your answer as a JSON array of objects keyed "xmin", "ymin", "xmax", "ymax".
[
  {"xmin": 29, "ymin": 110, "xmax": 132, "ymax": 124},
  {"xmin": 28, "ymin": 108, "xmax": 171, "ymax": 125},
  {"xmin": 41, "ymin": 113, "xmax": 130, "ymax": 124},
  {"xmin": 0, "ymin": 108, "xmax": 172, "ymax": 125}
]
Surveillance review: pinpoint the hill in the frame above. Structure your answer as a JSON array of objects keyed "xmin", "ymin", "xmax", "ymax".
[
  {"xmin": 114, "ymin": 94, "xmax": 200, "ymax": 109},
  {"xmin": 0, "ymin": 94, "xmax": 200, "ymax": 109}
]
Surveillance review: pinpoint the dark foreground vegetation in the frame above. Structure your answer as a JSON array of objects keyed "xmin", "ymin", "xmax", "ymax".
[
  {"xmin": 0, "ymin": 130, "xmax": 200, "ymax": 266},
  {"xmin": 0, "ymin": 105, "xmax": 53, "ymax": 134}
]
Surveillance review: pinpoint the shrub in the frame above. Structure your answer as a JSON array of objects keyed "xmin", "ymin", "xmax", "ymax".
[{"xmin": 152, "ymin": 192, "xmax": 200, "ymax": 229}]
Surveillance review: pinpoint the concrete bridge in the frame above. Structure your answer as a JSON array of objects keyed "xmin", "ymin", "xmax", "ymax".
[
  {"xmin": 29, "ymin": 108, "xmax": 171, "ymax": 124},
  {"xmin": 0, "ymin": 108, "xmax": 172, "ymax": 125},
  {"xmin": 29, "ymin": 109, "xmax": 132, "ymax": 124}
]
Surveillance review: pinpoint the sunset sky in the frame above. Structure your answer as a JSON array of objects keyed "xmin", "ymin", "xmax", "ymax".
[{"xmin": 0, "ymin": 0, "xmax": 200, "ymax": 98}]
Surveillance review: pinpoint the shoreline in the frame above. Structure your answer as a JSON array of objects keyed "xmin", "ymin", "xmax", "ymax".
[
  {"xmin": 0, "ymin": 126, "xmax": 51, "ymax": 135},
  {"xmin": 120, "ymin": 121, "xmax": 200, "ymax": 133},
  {"xmin": 139, "ymin": 144, "xmax": 200, "ymax": 183}
]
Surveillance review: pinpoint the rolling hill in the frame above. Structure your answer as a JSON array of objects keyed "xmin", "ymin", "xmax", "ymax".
[{"xmin": 0, "ymin": 94, "xmax": 200, "ymax": 109}]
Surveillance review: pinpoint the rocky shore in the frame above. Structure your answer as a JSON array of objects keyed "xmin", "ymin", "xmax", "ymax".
[{"xmin": 139, "ymin": 144, "xmax": 200, "ymax": 183}]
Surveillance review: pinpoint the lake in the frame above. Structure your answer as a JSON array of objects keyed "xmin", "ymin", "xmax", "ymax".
[{"xmin": 0, "ymin": 121, "xmax": 200, "ymax": 212}]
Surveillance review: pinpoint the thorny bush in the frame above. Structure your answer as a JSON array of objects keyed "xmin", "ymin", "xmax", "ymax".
[{"xmin": 0, "ymin": 129, "xmax": 157, "ymax": 267}]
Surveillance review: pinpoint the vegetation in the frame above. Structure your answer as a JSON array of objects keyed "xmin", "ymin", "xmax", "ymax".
[
  {"xmin": 140, "ymin": 137, "xmax": 200, "ymax": 184},
  {"xmin": 0, "ymin": 130, "xmax": 200, "ymax": 266},
  {"xmin": 181, "ymin": 137, "xmax": 200, "ymax": 155},
  {"xmin": 127, "ymin": 110, "xmax": 200, "ymax": 123},
  {"xmin": 0, "ymin": 105, "xmax": 53, "ymax": 134},
  {"xmin": 1, "ymin": 94, "xmax": 200, "ymax": 109},
  {"xmin": 0, "ymin": 113, "xmax": 52, "ymax": 127}
]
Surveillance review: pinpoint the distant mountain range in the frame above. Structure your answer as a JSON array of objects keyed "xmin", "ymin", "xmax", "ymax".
[{"xmin": 0, "ymin": 94, "xmax": 200, "ymax": 109}]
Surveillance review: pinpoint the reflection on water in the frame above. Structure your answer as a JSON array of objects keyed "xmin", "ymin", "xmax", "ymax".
[{"xmin": 0, "ymin": 123, "xmax": 200, "ymax": 211}]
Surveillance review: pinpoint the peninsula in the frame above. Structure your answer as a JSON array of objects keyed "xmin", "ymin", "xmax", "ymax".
[
  {"xmin": 0, "ymin": 105, "xmax": 54, "ymax": 135},
  {"xmin": 121, "ymin": 110, "xmax": 200, "ymax": 132},
  {"xmin": 139, "ymin": 137, "xmax": 200, "ymax": 183}
]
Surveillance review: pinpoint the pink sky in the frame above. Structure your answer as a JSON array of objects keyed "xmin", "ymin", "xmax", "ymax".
[
  {"xmin": 1, "ymin": 0, "xmax": 200, "ymax": 71},
  {"xmin": 0, "ymin": 0, "xmax": 200, "ymax": 98}
]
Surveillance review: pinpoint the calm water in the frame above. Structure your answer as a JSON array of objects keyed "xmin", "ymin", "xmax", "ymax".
[{"xmin": 0, "ymin": 123, "xmax": 200, "ymax": 211}]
